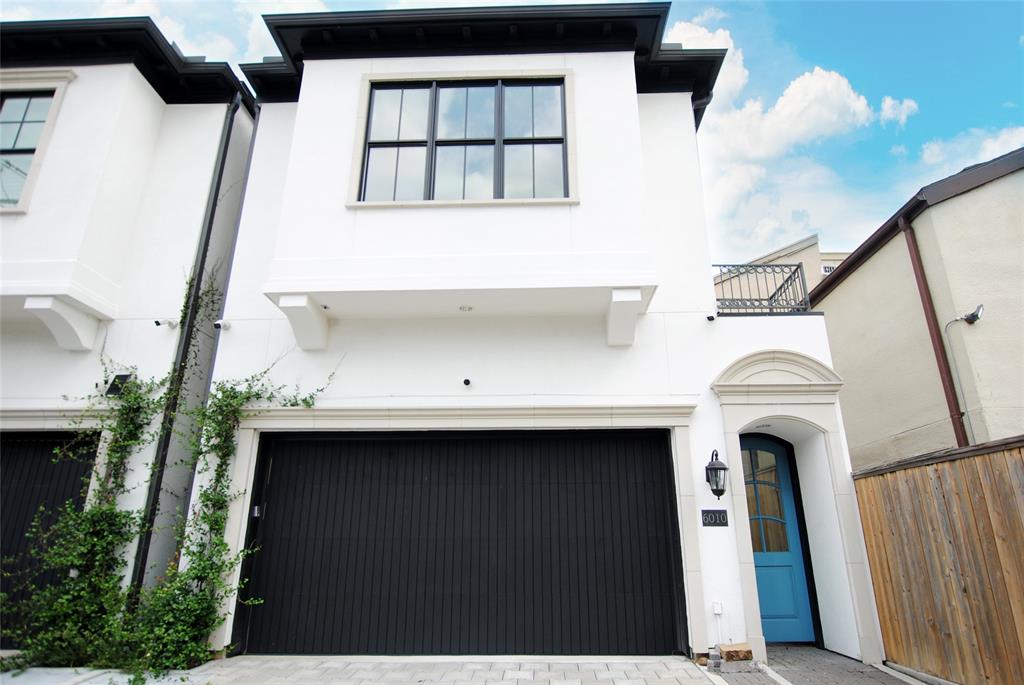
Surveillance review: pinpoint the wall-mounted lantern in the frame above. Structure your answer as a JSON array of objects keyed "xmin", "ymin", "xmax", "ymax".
[{"xmin": 705, "ymin": 450, "xmax": 729, "ymax": 499}]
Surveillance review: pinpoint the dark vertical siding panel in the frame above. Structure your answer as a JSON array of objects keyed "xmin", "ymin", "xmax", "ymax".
[
  {"xmin": 241, "ymin": 430, "xmax": 684, "ymax": 655},
  {"xmin": 309, "ymin": 439, "xmax": 331, "ymax": 653}
]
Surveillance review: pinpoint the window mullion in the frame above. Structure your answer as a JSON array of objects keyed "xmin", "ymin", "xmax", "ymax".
[
  {"xmin": 529, "ymin": 86, "xmax": 536, "ymax": 198},
  {"xmin": 359, "ymin": 88, "xmax": 375, "ymax": 201},
  {"xmin": 495, "ymin": 81, "xmax": 504, "ymax": 199},
  {"xmin": 390, "ymin": 89, "xmax": 405, "ymax": 201},
  {"xmin": 560, "ymin": 81, "xmax": 568, "ymax": 197},
  {"xmin": 425, "ymin": 82, "xmax": 438, "ymax": 200},
  {"xmin": 460, "ymin": 146, "xmax": 467, "ymax": 200}
]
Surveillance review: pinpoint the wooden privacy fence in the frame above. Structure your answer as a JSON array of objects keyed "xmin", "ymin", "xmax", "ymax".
[{"xmin": 854, "ymin": 435, "xmax": 1024, "ymax": 685}]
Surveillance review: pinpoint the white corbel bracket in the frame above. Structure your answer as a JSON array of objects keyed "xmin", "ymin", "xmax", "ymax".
[
  {"xmin": 277, "ymin": 294, "xmax": 328, "ymax": 350},
  {"xmin": 606, "ymin": 287, "xmax": 644, "ymax": 346},
  {"xmin": 24, "ymin": 296, "xmax": 99, "ymax": 351}
]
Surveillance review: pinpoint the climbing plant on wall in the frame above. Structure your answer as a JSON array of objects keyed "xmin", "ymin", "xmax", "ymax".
[{"xmin": 0, "ymin": 277, "xmax": 332, "ymax": 681}]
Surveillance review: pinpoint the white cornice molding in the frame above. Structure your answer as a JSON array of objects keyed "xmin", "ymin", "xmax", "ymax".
[
  {"xmin": 0, "ymin": 68, "xmax": 77, "ymax": 85},
  {"xmin": 0, "ymin": 408, "xmax": 102, "ymax": 430},
  {"xmin": 239, "ymin": 403, "xmax": 696, "ymax": 430}
]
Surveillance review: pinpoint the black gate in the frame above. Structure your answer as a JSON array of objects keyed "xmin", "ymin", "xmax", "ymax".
[
  {"xmin": 235, "ymin": 430, "xmax": 687, "ymax": 655},
  {"xmin": 1, "ymin": 431, "xmax": 96, "ymax": 648}
]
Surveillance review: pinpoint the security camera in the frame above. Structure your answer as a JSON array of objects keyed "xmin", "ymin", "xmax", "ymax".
[
  {"xmin": 706, "ymin": 314, "xmax": 716, "ymax": 322},
  {"xmin": 463, "ymin": 378, "xmax": 471, "ymax": 386},
  {"xmin": 154, "ymin": 319, "xmax": 178, "ymax": 329},
  {"xmin": 213, "ymin": 320, "xmax": 230, "ymax": 330}
]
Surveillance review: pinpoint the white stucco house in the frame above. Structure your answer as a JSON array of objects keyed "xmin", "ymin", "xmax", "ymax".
[
  {"xmin": 1, "ymin": 2, "xmax": 885, "ymax": 666},
  {"xmin": 190, "ymin": 2, "xmax": 884, "ymax": 663},
  {"xmin": 0, "ymin": 18, "xmax": 254, "ymax": 593}
]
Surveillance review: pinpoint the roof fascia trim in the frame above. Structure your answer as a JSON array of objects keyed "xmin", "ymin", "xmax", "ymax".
[
  {"xmin": 809, "ymin": 146, "xmax": 1024, "ymax": 305},
  {"xmin": 0, "ymin": 16, "xmax": 255, "ymax": 115},
  {"xmin": 239, "ymin": 2, "xmax": 725, "ymax": 126}
]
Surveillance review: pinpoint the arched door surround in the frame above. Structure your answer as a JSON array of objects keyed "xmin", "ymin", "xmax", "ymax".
[{"xmin": 712, "ymin": 349, "xmax": 884, "ymax": 665}]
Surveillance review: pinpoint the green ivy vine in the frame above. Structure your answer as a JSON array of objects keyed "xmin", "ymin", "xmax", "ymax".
[{"xmin": 1, "ymin": 276, "xmax": 332, "ymax": 681}]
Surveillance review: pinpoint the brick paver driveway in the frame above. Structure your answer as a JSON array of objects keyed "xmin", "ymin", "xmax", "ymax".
[
  {"xmin": 1, "ymin": 656, "xmax": 713, "ymax": 685},
  {"xmin": 192, "ymin": 656, "xmax": 713, "ymax": 685}
]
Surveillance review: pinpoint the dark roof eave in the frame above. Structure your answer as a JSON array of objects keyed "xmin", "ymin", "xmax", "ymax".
[
  {"xmin": 0, "ymin": 16, "xmax": 254, "ymax": 115},
  {"xmin": 239, "ymin": 3, "xmax": 725, "ymax": 128},
  {"xmin": 809, "ymin": 146, "xmax": 1024, "ymax": 306}
]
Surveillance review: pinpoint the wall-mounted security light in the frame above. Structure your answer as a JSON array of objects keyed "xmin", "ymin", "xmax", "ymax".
[
  {"xmin": 705, "ymin": 449, "xmax": 729, "ymax": 499},
  {"xmin": 963, "ymin": 304, "xmax": 984, "ymax": 324},
  {"xmin": 213, "ymin": 320, "xmax": 230, "ymax": 330}
]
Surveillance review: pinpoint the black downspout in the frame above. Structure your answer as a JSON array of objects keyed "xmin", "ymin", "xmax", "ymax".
[
  {"xmin": 175, "ymin": 99, "xmax": 262, "ymax": 561},
  {"xmin": 129, "ymin": 93, "xmax": 243, "ymax": 596}
]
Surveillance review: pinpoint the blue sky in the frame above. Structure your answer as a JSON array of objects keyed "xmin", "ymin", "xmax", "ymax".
[{"xmin": 3, "ymin": 0, "xmax": 1022, "ymax": 260}]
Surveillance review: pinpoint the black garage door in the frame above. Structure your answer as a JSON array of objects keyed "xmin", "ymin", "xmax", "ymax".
[
  {"xmin": 235, "ymin": 430, "xmax": 686, "ymax": 655},
  {"xmin": 1, "ymin": 431, "xmax": 96, "ymax": 648}
]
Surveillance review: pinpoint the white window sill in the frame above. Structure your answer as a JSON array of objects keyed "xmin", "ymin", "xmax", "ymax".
[
  {"xmin": 0, "ymin": 206, "xmax": 28, "ymax": 215},
  {"xmin": 346, "ymin": 196, "xmax": 580, "ymax": 210}
]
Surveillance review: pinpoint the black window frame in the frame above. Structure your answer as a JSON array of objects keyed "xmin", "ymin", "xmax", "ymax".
[
  {"xmin": 0, "ymin": 89, "xmax": 55, "ymax": 208},
  {"xmin": 359, "ymin": 78, "xmax": 569, "ymax": 202}
]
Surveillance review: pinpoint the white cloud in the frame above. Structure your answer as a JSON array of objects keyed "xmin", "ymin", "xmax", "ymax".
[
  {"xmin": 880, "ymin": 96, "xmax": 919, "ymax": 127},
  {"xmin": 665, "ymin": 18, "xmax": 888, "ymax": 258},
  {"xmin": 712, "ymin": 157, "xmax": 889, "ymax": 260},
  {"xmin": 0, "ymin": 6, "xmax": 35, "ymax": 20},
  {"xmin": 712, "ymin": 67, "xmax": 873, "ymax": 163},
  {"xmin": 691, "ymin": 7, "xmax": 727, "ymax": 26},
  {"xmin": 920, "ymin": 126, "xmax": 1024, "ymax": 172},
  {"xmin": 890, "ymin": 144, "xmax": 908, "ymax": 158}
]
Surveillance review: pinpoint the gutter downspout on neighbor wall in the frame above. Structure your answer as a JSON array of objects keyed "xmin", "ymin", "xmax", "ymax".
[
  {"xmin": 898, "ymin": 215, "xmax": 970, "ymax": 448},
  {"xmin": 129, "ymin": 93, "xmax": 244, "ymax": 595}
]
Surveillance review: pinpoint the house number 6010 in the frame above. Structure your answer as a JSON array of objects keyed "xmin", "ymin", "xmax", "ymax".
[{"xmin": 701, "ymin": 509, "xmax": 729, "ymax": 526}]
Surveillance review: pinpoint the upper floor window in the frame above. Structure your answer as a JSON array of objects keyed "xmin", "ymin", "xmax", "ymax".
[
  {"xmin": 1, "ymin": 91, "xmax": 54, "ymax": 207},
  {"xmin": 360, "ymin": 79, "xmax": 567, "ymax": 202}
]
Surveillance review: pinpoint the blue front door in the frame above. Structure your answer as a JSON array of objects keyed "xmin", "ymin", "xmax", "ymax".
[{"xmin": 741, "ymin": 435, "xmax": 815, "ymax": 642}]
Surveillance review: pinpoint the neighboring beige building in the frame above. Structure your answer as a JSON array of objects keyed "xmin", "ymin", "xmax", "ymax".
[
  {"xmin": 810, "ymin": 148, "xmax": 1024, "ymax": 471},
  {"xmin": 713, "ymin": 235, "xmax": 849, "ymax": 313},
  {"xmin": 751, "ymin": 234, "xmax": 849, "ymax": 290}
]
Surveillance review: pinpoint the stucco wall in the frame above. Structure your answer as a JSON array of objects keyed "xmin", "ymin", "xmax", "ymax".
[
  {"xmin": 210, "ymin": 52, "xmax": 853, "ymax": 655},
  {"xmin": 0, "ymin": 64, "xmax": 237, "ymax": 519},
  {"xmin": 914, "ymin": 170, "xmax": 1024, "ymax": 445},
  {"xmin": 816, "ymin": 236, "xmax": 955, "ymax": 470}
]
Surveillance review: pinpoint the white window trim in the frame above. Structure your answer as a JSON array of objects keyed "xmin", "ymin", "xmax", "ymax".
[
  {"xmin": 0, "ymin": 68, "xmax": 76, "ymax": 214},
  {"xmin": 345, "ymin": 68, "xmax": 579, "ymax": 208}
]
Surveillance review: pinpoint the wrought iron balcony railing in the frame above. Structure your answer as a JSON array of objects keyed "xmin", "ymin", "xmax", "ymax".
[{"xmin": 713, "ymin": 263, "xmax": 810, "ymax": 314}]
